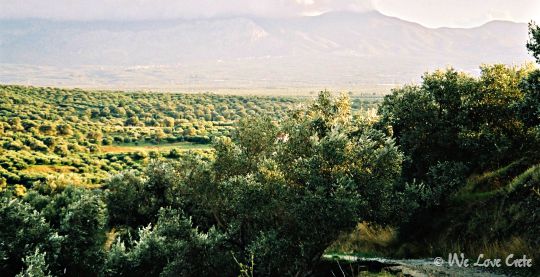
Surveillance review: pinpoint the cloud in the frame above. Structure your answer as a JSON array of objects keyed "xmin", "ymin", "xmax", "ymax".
[
  {"xmin": 0, "ymin": 0, "xmax": 375, "ymax": 21},
  {"xmin": 2, "ymin": 0, "xmax": 534, "ymax": 27},
  {"xmin": 372, "ymin": 0, "xmax": 540, "ymax": 28}
]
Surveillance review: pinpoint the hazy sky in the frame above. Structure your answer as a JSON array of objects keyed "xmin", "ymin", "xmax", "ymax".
[
  {"xmin": 373, "ymin": 0, "xmax": 540, "ymax": 27},
  {"xmin": 1, "ymin": 0, "xmax": 539, "ymax": 28}
]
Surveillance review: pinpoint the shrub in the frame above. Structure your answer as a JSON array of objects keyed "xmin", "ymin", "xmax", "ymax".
[
  {"xmin": 53, "ymin": 144, "xmax": 69, "ymax": 156},
  {"xmin": 57, "ymin": 191, "xmax": 107, "ymax": 275},
  {"xmin": 167, "ymin": 148, "xmax": 182, "ymax": 158},
  {"xmin": 15, "ymin": 248, "xmax": 52, "ymax": 277},
  {"xmin": 0, "ymin": 198, "xmax": 62, "ymax": 276},
  {"xmin": 105, "ymin": 171, "xmax": 146, "ymax": 227},
  {"xmin": 104, "ymin": 208, "xmax": 235, "ymax": 277},
  {"xmin": 425, "ymin": 161, "xmax": 468, "ymax": 206}
]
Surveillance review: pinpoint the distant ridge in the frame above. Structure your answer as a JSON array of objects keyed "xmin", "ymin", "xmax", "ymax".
[{"xmin": 0, "ymin": 12, "xmax": 532, "ymax": 92}]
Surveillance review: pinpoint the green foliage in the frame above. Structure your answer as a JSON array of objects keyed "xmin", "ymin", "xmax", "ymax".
[
  {"xmin": 103, "ymin": 92, "xmax": 404, "ymax": 276},
  {"xmin": 105, "ymin": 161, "xmax": 183, "ymax": 228},
  {"xmin": 56, "ymin": 124, "xmax": 73, "ymax": 136},
  {"xmin": 0, "ymin": 198, "xmax": 62, "ymax": 276},
  {"xmin": 105, "ymin": 171, "xmax": 146, "ymax": 227},
  {"xmin": 16, "ymin": 249, "xmax": 52, "ymax": 277},
  {"xmin": 229, "ymin": 94, "xmax": 402, "ymax": 274},
  {"xmin": 527, "ymin": 22, "xmax": 540, "ymax": 63},
  {"xmin": 409, "ymin": 161, "xmax": 468, "ymax": 209},
  {"xmin": 234, "ymin": 253, "xmax": 255, "ymax": 277},
  {"xmin": 378, "ymin": 65, "xmax": 536, "ymax": 180},
  {"xmin": 399, "ymin": 162, "xmax": 540, "ymax": 266},
  {"xmin": 57, "ymin": 190, "xmax": 107, "ymax": 275},
  {"xmin": 104, "ymin": 208, "xmax": 234, "ymax": 277},
  {"xmin": 519, "ymin": 69, "xmax": 540, "ymax": 128},
  {"xmin": 377, "ymin": 58, "xmax": 540, "ymax": 267},
  {"xmin": 2, "ymin": 186, "xmax": 109, "ymax": 276}
]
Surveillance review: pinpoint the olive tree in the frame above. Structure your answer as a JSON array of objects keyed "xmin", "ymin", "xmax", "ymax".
[{"xmin": 106, "ymin": 92, "xmax": 405, "ymax": 276}]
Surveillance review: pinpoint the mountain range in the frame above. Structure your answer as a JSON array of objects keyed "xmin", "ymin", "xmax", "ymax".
[{"xmin": 0, "ymin": 11, "xmax": 533, "ymax": 93}]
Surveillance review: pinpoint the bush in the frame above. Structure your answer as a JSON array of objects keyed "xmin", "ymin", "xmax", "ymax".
[
  {"xmin": 6, "ymin": 140, "xmax": 25, "ymax": 151},
  {"xmin": 53, "ymin": 144, "xmax": 69, "ymax": 156},
  {"xmin": 33, "ymin": 187, "xmax": 108, "ymax": 275},
  {"xmin": 0, "ymin": 198, "xmax": 62, "ymax": 276},
  {"xmin": 424, "ymin": 161, "xmax": 468, "ymax": 207},
  {"xmin": 167, "ymin": 148, "xmax": 182, "ymax": 158},
  {"xmin": 102, "ymin": 137, "xmax": 114, "ymax": 145},
  {"xmin": 16, "ymin": 248, "xmax": 52, "ymax": 277},
  {"xmin": 104, "ymin": 208, "xmax": 234, "ymax": 277},
  {"xmin": 378, "ymin": 66, "xmax": 534, "ymax": 179},
  {"xmin": 106, "ymin": 171, "xmax": 146, "ymax": 227},
  {"xmin": 57, "ymin": 191, "xmax": 107, "ymax": 275}
]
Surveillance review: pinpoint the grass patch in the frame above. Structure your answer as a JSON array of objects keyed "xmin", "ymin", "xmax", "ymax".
[
  {"xmin": 453, "ymin": 189, "xmax": 501, "ymax": 203},
  {"xmin": 506, "ymin": 164, "xmax": 540, "ymax": 193},
  {"xmin": 464, "ymin": 158, "xmax": 533, "ymax": 193},
  {"xmin": 455, "ymin": 162, "xmax": 540, "ymax": 203}
]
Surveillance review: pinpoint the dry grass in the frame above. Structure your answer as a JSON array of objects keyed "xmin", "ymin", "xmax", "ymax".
[
  {"xmin": 104, "ymin": 228, "xmax": 117, "ymax": 250},
  {"xmin": 327, "ymin": 222, "xmax": 397, "ymax": 257},
  {"xmin": 477, "ymin": 237, "xmax": 534, "ymax": 259}
]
